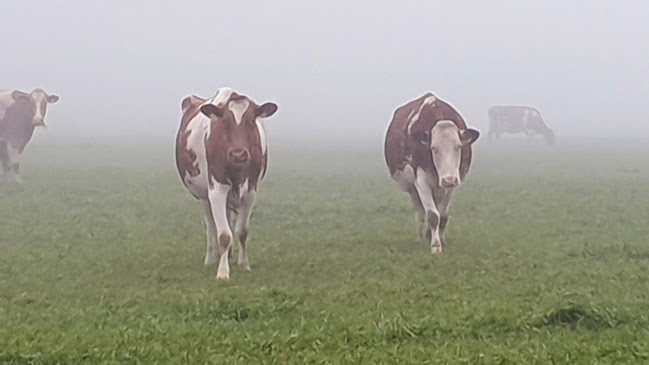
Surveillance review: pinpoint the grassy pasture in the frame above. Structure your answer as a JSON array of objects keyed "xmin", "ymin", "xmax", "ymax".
[{"xmin": 1, "ymin": 138, "xmax": 649, "ymax": 364}]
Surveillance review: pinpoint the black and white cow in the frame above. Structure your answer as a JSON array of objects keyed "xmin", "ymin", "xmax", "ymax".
[{"xmin": 487, "ymin": 105, "xmax": 555, "ymax": 145}]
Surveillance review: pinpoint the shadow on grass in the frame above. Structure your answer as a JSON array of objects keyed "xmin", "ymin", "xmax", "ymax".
[{"xmin": 534, "ymin": 305, "xmax": 621, "ymax": 331}]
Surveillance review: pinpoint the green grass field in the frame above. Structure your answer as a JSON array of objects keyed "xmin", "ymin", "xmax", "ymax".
[{"xmin": 2, "ymin": 139, "xmax": 649, "ymax": 364}]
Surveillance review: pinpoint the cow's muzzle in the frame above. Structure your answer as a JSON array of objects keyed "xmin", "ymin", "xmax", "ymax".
[
  {"xmin": 441, "ymin": 176, "xmax": 459, "ymax": 188},
  {"xmin": 228, "ymin": 148, "xmax": 250, "ymax": 165}
]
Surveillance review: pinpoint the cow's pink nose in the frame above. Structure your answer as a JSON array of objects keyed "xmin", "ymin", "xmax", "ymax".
[
  {"xmin": 441, "ymin": 177, "xmax": 459, "ymax": 188},
  {"xmin": 228, "ymin": 148, "xmax": 250, "ymax": 164}
]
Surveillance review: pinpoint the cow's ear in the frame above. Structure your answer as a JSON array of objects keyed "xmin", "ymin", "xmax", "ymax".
[
  {"xmin": 11, "ymin": 90, "xmax": 30, "ymax": 101},
  {"xmin": 200, "ymin": 104, "xmax": 223, "ymax": 120},
  {"xmin": 47, "ymin": 94, "xmax": 60, "ymax": 103},
  {"xmin": 460, "ymin": 128, "xmax": 480, "ymax": 145},
  {"xmin": 411, "ymin": 130, "xmax": 430, "ymax": 146},
  {"xmin": 256, "ymin": 102, "xmax": 278, "ymax": 119}
]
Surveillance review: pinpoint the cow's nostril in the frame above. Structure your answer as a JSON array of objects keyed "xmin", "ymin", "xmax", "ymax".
[
  {"xmin": 441, "ymin": 177, "xmax": 459, "ymax": 188},
  {"xmin": 228, "ymin": 148, "xmax": 250, "ymax": 163}
]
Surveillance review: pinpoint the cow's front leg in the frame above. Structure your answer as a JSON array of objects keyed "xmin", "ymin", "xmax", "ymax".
[
  {"xmin": 7, "ymin": 145, "xmax": 22, "ymax": 185},
  {"xmin": 434, "ymin": 188, "xmax": 454, "ymax": 247},
  {"xmin": 408, "ymin": 189, "xmax": 428, "ymax": 241},
  {"xmin": 415, "ymin": 169, "xmax": 442, "ymax": 254},
  {"xmin": 208, "ymin": 182, "xmax": 234, "ymax": 281},
  {"xmin": 235, "ymin": 189, "xmax": 256, "ymax": 272}
]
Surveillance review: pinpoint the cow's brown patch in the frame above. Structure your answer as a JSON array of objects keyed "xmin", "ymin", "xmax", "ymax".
[
  {"xmin": 0, "ymin": 97, "xmax": 38, "ymax": 153},
  {"xmin": 175, "ymin": 96, "xmax": 206, "ymax": 181},
  {"xmin": 439, "ymin": 216, "xmax": 448, "ymax": 232},
  {"xmin": 427, "ymin": 211, "xmax": 439, "ymax": 228},
  {"xmin": 218, "ymin": 232, "xmax": 231, "ymax": 250}
]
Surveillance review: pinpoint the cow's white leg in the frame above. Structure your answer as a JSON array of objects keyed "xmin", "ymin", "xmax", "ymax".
[
  {"xmin": 415, "ymin": 169, "xmax": 442, "ymax": 254},
  {"xmin": 235, "ymin": 189, "xmax": 256, "ymax": 271},
  {"xmin": 208, "ymin": 182, "xmax": 233, "ymax": 281},
  {"xmin": 202, "ymin": 200, "xmax": 217, "ymax": 266},
  {"xmin": 434, "ymin": 188, "xmax": 454, "ymax": 246},
  {"xmin": 2, "ymin": 144, "xmax": 22, "ymax": 185},
  {"xmin": 408, "ymin": 189, "xmax": 427, "ymax": 241}
]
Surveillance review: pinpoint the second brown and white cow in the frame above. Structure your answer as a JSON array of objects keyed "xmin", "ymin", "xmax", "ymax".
[
  {"xmin": 384, "ymin": 93, "xmax": 479, "ymax": 253},
  {"xmin": 487, "ymin": 105, "xmax": 555, "ymax": 145},
  {"xmin": 0, "ymin": 88, "xmax": 60, "ymax": 184},
  {"xmin": 175, "ymin": 87, "xmax": 278, "ymax": 281}
]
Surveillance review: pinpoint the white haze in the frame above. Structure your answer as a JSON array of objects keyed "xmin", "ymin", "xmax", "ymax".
[{"xmin": 2, "ymin": 1, "xmax": 648, "ymax": 145}]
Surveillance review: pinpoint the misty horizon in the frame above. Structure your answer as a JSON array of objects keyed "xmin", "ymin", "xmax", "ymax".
[{"xmin": 3, "ymin": 1, "xmax": 648, "ymax": 145}]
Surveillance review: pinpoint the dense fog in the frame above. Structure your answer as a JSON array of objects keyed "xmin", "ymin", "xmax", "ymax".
[{"xmin": 2, "ymin": 1, "xmax": 648, "ymax": 145}]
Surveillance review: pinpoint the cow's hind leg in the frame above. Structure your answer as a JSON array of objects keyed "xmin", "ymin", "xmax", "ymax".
[
  {"xmin": 234, "ymin": 190, "xmax": 256, "ymax": 272},
  {"xmin": 208, "ymin": 183, "xmax": 234, "ymax": 281},
  {"xmin": 434, "ymin": 189, "xmax": 454, "ymax": 247},
  {"xmin": 202, "ymin": 200, "xmax": 218, "ymax": 266}
]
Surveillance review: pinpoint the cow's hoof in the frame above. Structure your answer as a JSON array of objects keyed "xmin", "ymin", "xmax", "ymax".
[
  {"xmin": 431, "ymin": 245, "xmax": 443, "ymax": 254},
  {"xmin": 216, "ymin": 274, "xmax": 230, "ymax": 281}
]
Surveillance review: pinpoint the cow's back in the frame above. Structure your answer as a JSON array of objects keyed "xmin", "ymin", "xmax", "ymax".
[{"xmin": 488, "ymin": 105, "xmax": 544, "ymax": 133}]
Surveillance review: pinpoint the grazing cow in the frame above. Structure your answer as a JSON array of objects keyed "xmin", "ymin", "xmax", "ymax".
[
  {"xmin": 487, "ymin": 105, "xmax": 555, "ymax": 145},
  {"xmin": 175, "ymin": 87, "xmax": 278, "ymax": 281},
  {"xmin": 384, "ymin": 93, "xmax": 479, "ymax": 253},
  {"xmin": 0, "ymin": 89, "xmax": 60, "ymax": 184}
]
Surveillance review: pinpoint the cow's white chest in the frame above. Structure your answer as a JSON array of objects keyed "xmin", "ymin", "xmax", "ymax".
[{"xmin": 182, "ymin": 114, "xmax": 211, "ymax": 199}]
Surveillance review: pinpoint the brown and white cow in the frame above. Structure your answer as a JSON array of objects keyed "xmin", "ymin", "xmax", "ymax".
[
  {"xmin": 487, "ymin": 105, "xmax": 555, "ymax": 145},
  {"xmin": 0, "ymin": 89, "xmax": 59, "ymax": 184},
  {"xmin": 175, "ymin": 87, "xmax": 277, "ymax": 281},
  {"xmin": 384, "ymin": 93, "xmax": 479, "ymax": 253}
]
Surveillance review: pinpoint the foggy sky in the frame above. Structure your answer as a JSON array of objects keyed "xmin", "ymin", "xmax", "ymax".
[{"xmin": 2, "ymin": 1, "xmax": 648, "ymax": 144}]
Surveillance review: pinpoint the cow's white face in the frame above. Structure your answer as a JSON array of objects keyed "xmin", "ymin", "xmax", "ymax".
[
  {"xmin": 12, "ymin": 89, "xmax": 59, "ymax": 126},
  {"xmin": 414, "ymin": 121, "xmax": 480, "ymax": 188},
  {"xmin": 29, "ymin": 89, "xmax": 59, "ymax": 126}
]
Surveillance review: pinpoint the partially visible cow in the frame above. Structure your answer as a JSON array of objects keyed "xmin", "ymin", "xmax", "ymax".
[
  {"xmin": 0, "ymin": 89, "xmax": 59, "ymax": 124},
  {"xmin": 487, "ymin": 105, "xmax": 555, "ymax": 145},
  {"xmin": 384, "ymin": 93, "xmax": 479, "ymax": 253},
  {"xmin": 175, "ymin": 87, "xmax": 278, "ymax": 281},
  {"xmin": 0, "ymin": 89, "xmax": 60, "ymax": 184}
]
